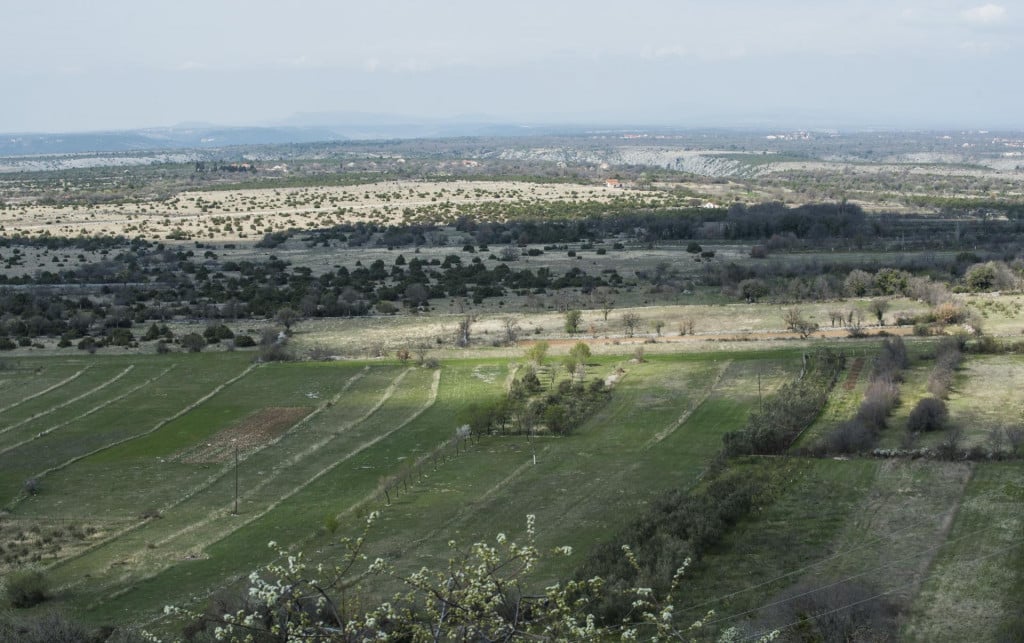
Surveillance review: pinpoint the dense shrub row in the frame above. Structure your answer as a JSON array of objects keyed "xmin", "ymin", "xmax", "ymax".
[
  {"xmin": 574, "ymin": 463, "xmax": 777, "ymax": 624},
  {"xmin": 819, "ymin": 337, "xmax": 908, "ymax": 454},
  {"xmin": 722, "ymin": 349, "xmax": 845, "ymax": 456},
  {"xmin": 459, "ymin": 368, "xmax": 610, "ymax": 437},
  {"xmin": 927, "ymin": 336, "xmax": 964, "ymax": 399}
]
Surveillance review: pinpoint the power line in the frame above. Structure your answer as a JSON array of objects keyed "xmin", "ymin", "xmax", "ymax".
[
  {"xmin": 680, "ymin": 509, "xmax": 970, "ymax": 615},
  {"xmin": 703, "ymin": 523, "xmax": 1003, "ymax": 629},
  {"xmin": 738, "ymin": 539, "xmax": 1024, "ymax": 642}
]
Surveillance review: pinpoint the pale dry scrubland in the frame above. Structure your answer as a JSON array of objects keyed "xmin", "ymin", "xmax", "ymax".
[{"xmin": 1, "ymin": 180, "xmax": 632, "ymax": 242}]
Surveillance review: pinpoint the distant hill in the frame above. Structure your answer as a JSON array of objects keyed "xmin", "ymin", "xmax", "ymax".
[
  {"xmin": 0, "ymin": 119, "xmax": 546, "ymax": 157},
  {"xmin": 0, "ymin": 126, "xmax": 345, "ymax": 157}
]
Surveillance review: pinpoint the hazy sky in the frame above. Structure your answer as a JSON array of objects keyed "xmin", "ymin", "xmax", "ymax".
[{"xmin": 3, "ymin": 0, "xmax": 1020, "ymax": 132}]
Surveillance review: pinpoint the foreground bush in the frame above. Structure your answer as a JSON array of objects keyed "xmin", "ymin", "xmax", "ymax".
[
  {"xmin": 0, "ymin": 610, "xmax": 100, "ymax": 643},
  {"xmin": 165, "ymin": 514, "xmax": 768, "ymax": 642},
  {"xmin": 5, "ymin": 569, "xmax": 48, "ymax": 608}
]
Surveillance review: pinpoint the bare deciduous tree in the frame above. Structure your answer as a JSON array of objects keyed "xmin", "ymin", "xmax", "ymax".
[
  {"xmin": 784, "ymin": 307, "xmax": 819, "ymax": 339},
  {"xmin": 869, "ymin": 298, "xmax": 890, "ymax": 326},
  {"xmin": 622, "ymin": 312, "xmax": 641, "ymax": 338},
  {"xmin": 455, "ymin": 316, "xmax": 473, "ymax": 347},
  {"xmin": 502, "ymin": 317, "xmax": 521, "ymax": 346}
]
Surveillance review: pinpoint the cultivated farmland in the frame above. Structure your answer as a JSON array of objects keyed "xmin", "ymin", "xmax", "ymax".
[{"xmin": 2, "ymin": 132, "xmax": 1024, "ymax": 640}]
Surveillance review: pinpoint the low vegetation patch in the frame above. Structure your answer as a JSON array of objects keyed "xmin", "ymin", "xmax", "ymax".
[{"xmin": 174, "ymin": 407, "xmax": 311, "ymax": 463}]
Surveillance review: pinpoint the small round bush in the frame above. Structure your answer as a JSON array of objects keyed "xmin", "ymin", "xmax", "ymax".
[
  {"xmin": 907, "ymin": 397, "xmax": 948, "ymax": 433},
  {"xmin": 6, "ymin": 569, "xmax": 48, "ymax": 608}
]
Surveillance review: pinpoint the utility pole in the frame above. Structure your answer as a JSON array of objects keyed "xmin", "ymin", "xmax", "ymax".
[
  {"xmin": 758, "ymin": 370, "xmax": 763, "ymax": 414},
  {"xmin": 233, "ymin": 441, "xmax": 239, "ymax": 515}
]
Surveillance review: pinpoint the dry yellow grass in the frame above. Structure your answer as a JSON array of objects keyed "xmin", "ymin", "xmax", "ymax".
[{"xmin": 0, "ymin": 180, "xmax": 626, "ymax": 243}]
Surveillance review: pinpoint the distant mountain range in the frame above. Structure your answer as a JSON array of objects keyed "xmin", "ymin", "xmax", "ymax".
[{"xmin": 0, "ymin": 117, "xmax": 554, "ymax": 157}]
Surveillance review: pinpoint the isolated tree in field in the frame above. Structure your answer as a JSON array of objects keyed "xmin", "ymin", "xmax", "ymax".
[
  {"xmin": 499, "ymin": 245, "xmax": 520, "ymax": 262},
  {"xmin": 874, "ymin": 268, "xmax": 909, "ymax": 296},
  {"xmin": 965, "ymin": 262, "xmax": 997, "ymax": 292},
  {"xmin": 413, "ymin": 342, "xmax": 431, "ymax": 365},
  {"xmin": 869, "ymin": 298, "xmax": 890, "ymax": 326},
  {"xmin": 564, "ymin": 309, "xmax": 582, "ymax": 334},
  {"xmin": 404, "ymin": 283, "xmax": 431, "ymax": 308},
  {"xmin": 568, "ymin": 341, "xmax": 591, "ymax": 366},
  {"xmin": 622, "ymin": 311, "xmax": 641, "ymax": 337},
  {"xmin": 547, "ymin": 360, "xmax": 561, "ymax": 388},
  {"xmin": 937, "ymin": 426, "xmax": 965, "ymax": 459},
  {"xmin": 274, "ymin": 307, "xmax": 301, "ymax": 332},
  {"xmin": 652, "ymin": 320, "xmax": 665, "ymax": 336},
  {"xmin": 181, "ymin": 333, "xmax": 206, "ymax": 352},
  {"xmin": 562, "ymin": 355, "xmax": 582, "ymax": 383},
  {"xmin": 601, "ymin": 298, "xmax": 615, "ymax": 321},
  {"xmin": 524, "ymin": 340, "xmax": 548, "ymax": 366},
  {"xmin": 783, "ymin": 307, "xmax": 819, "ymax": 339},
  {"xmin": 502, "ymin": 317, "xmax": 521, "ymax": 345},
  {"xmin": 739, "ymin": 278, "xmax": 769, "ymax": 302},
  {"xmin": 455, "ymin": 316, "xmax": 473, "ymax": 347}
]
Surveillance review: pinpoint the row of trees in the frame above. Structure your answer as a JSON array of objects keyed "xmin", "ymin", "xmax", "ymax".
[
  {"xmin": 819, "ymin": 337, "xmax": 909, "ymax": 454},
  {"xmin": 722, "ymin": 349, "xmax": 846, "ymax": 456}
]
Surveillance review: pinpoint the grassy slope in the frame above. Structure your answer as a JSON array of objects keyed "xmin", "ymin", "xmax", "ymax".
[
  {"xmin": 673, "ymin": 458, "xmax": 880, "ymax": 638},
  {"xmin": 5, "ymin": 353, "xmax": 253, "ymax": 513},
  {"xmin": 944, "ymin": 354, "xmax": 1024, "ymax": 448},
  {"xmin": 0, "ymin": 359, "xmax": 96, "ymax": 412},
  {"xmin": 77, "ymin": 351, "xmax": 797, "ymax": 629},
  {"xmin": 904, "ymin": 463, "xmax": 1024, "ymax": 640},
  {"xmin": 2, "ymin": 342, "xmax": 1017, "ymax": 638},
  {"xmin": 43, "ymin": 363, "xmax": 395, "ymax": 590}
]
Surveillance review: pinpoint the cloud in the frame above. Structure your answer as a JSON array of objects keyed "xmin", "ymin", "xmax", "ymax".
[
  {"xmin": 961, "ymin": 3, "xmax": 1007, "ymax": 24},
  {"xmin": 958, "ymin": 40, "xmax": 995, "ymax": 54},
  {"xmin": 641, "ymin": 45, "xmax": 688, "ymax": 60}
]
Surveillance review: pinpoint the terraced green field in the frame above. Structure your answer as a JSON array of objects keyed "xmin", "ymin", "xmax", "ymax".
[{"xmin": 0, "ymin": 344, "xmax": 1021, "ymax": 640}]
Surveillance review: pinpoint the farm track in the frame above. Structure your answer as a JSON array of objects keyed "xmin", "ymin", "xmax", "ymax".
[
  {"xmin": 5, "ymin": 363, "xmax": 258, "ymax": 511},
  {"xmin": 645, "ymin": 360, "xmax": 730, "ymax": 448},
  {"xmin": 0, "ymin": 365, "xmax": 92, "ymax": 416},
  {"xmin": 903, "ymin": 463, "xmax": 1024, "ymax": 640},
  {"xmin": 0, "ymin": 365, "xmax": 175, "ymax": 457},
  {"xmin": 78, "ymin": 366, "xmax": 440, "ymax": 606},
  {"xmin": 45, "ymin": 365, "xmax": 373, "ymax": 586},
  {"xmin": 395, "ymin": 445, "xmax": 552, "ymax": 559},
  {"xmin": 819, "ymin": 461, "xmax": 974, "ymax": 603},
  {"xmin": 0, "ymin": 365, "xmax": 135, "ymax": 443},
  {"xmin": 75, "ymin": 367, "xmax": 439, "ymax": 607},
  {"xmin": 62, "ymin": 356, "xmax": 795, "ymax": 625}
]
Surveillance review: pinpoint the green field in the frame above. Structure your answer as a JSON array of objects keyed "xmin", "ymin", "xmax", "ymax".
[{"xmin": 0, "ymin": 341, "xmax": 1021, "ymax": 640}]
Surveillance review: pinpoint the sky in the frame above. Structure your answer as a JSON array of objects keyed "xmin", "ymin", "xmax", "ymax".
[{"xmin": 2, "ymin": 0, "xmax": 1021, "ymax": 133}]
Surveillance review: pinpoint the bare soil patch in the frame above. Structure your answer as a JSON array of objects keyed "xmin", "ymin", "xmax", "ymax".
[
  {"xmin": 176, "ymin": 407, "xmax": 310, "ymax": 463},
  {"xmin": 844, "ymin": 357, "xmax": 866, "ymax": 391}
]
